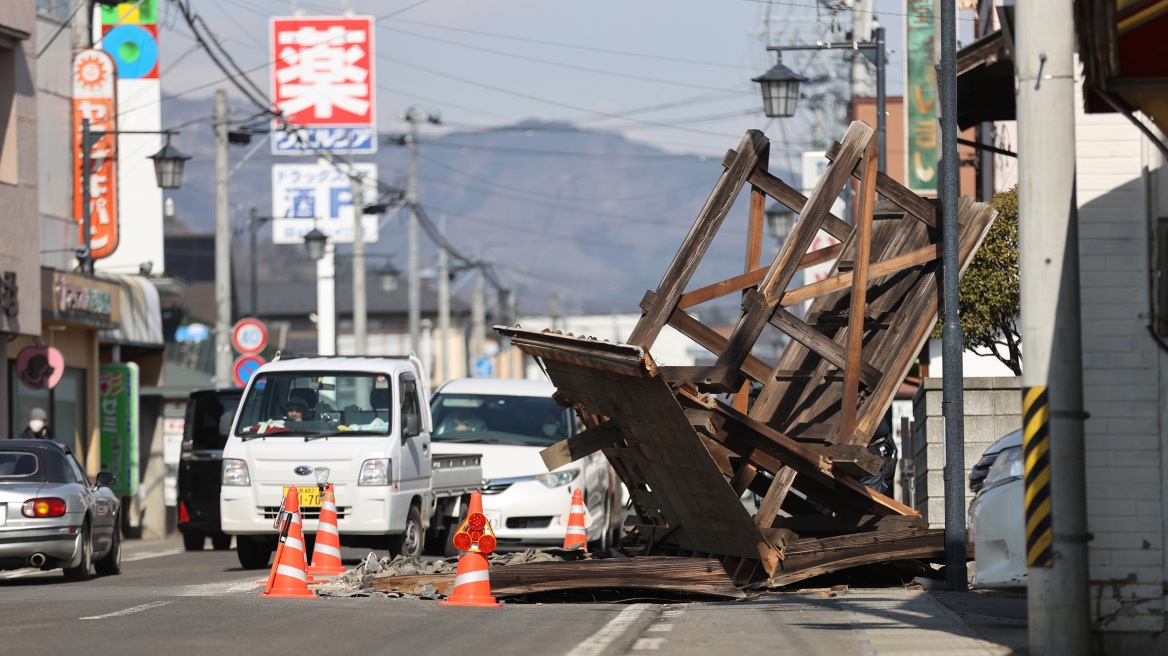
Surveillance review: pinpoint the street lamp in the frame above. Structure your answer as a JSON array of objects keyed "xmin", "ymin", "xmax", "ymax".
[
  {"xmin": 755, "ymin": 26, "xmax": 887, "ymax": 172},
  {"xmin": 303, "ymin": 226, "xmax": 335, "ymax": 356},
  {"xmin": 78, "ymin": 118, "xmax": 191, "ymax": 274},
  {"xmin": 765, "ymin": 204, "xmax": 795, "ymax": 244}
]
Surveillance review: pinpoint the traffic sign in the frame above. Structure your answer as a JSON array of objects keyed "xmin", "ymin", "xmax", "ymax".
[
  {"xmin": 232, "ymin": 318, "xmax": 268, "ymax": 354},
  {"xmin": 233, "ymin": 354, "xmax": 266, "ymax": 387}
]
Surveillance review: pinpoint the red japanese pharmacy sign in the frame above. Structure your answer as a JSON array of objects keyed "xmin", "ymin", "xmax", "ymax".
[
  {"xmin": 72, "ymin": 49, "xmax": 119, "ymax": 260},
  {"xmin": 270, "ymin": 16, "xmax": 376, "ymax": 155}
]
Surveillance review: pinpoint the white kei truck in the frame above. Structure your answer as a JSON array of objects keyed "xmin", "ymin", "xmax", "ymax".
[{"xmin": 219, "ymin": 355, "xmax": 482, "ymax": 569}]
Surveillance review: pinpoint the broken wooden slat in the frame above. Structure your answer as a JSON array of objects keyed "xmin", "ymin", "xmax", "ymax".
[
  {"xmin": 660, "ymin": 365, "xmax": 744, "ymax": 393},
  {"xmin": 767, "ymin": 303, "xmax": 882, "ymax": 390},
  {"xmin": 540, "ymin": 419, "xmax": 624, "ymax": 471},
  {"xmin": 777, "ymin": 242, "xmax": 942, "ymax": 307},
  {"xmin": 769, "ymin": 528, "xmax": 945, "ymax": 587},
  {"xmin": 728, "ymin": 157, "xmax": 853, "ymax": 242},
  {"xmin": 629, "ymin": 131, "xmax": 770, "ymax": 349},
  {"xmin": 840, "ymin": 137, "xmax": 881, "ymax": 443},
  {"xmin": 677, "ymin": 243, "xmax": 844, "ymax": 311},
  {"xmin": 641, "ymin": 290, "xmax": 773, "ymax": 383}
]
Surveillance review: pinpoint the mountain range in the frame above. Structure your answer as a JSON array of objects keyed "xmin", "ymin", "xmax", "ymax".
[{"xmin": 162, "ymin": 95, "xmax": 796, "ymax": 317}]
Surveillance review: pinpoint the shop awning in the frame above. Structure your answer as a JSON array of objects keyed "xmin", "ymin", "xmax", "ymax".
[
  {"xmin": 97, "ymin": 273, "xmax": 164, "ymax": 347},
  {"xmin": 1079, "ymin": 0, "xmax": 1168, "ymax": 131},
  {"xmin": 956, "ymin": 30, "xmax": 1016, "ymax": 130}
]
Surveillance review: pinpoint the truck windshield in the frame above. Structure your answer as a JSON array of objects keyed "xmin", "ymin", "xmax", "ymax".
[
  {"xmin": 430, "ymin": 393, "xmax": 573, "ymax": 447},
  {"xmin": 235, "ymin": 371, "xmax": 393, "ymax": 437}
]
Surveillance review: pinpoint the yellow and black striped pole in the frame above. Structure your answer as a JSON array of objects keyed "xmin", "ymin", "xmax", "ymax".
[{"xmin": 1023, "ymin": 386, "xmax": 1053, "ymax": 568}]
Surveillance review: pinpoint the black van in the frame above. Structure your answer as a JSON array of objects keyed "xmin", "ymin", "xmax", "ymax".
[{"xmin": 178, "ymin": 387, "xmax": 243, "ymax": 551}]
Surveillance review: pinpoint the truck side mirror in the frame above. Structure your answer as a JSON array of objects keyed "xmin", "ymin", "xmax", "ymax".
[
  {"xmin": 220, "ymin": 414, "xmax": 234, "ymax": 437},
  {"xmin": 403, "ymin": 414, "xmax": 421, "ymax": 438}
]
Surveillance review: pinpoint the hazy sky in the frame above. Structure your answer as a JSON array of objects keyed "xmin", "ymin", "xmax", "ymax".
[{"xmin": 157, "ymin": 0, "xmax": 981, "ymax": 157}]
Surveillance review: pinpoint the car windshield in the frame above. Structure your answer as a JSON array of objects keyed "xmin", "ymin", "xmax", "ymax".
[
  {"xmin": 430, "ymin": 393, "xmax": 573, "ymax": 447},
  {"xmin": 234, "ymin": 371, "xmax": 393, "ymax": 438}
]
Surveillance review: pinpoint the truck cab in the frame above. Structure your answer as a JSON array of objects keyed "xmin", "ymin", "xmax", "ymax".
[{"xmin": 220, "ymin": 355, "xmax": 479, "ymax": 569}]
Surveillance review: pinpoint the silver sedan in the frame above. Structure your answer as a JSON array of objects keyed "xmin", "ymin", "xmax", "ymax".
[{"xmin": 0, "ymin": 440, "xmax": 122, "ymax": 580}]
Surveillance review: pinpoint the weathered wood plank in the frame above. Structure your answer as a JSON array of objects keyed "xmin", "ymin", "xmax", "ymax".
[
  {"xmin": 777, "ymin": 242, "xmax": 941, "ymax": 307},
  {"xmin": 840, "ymin": 137, "xmax": 880, "ymax": 443},
  {"xmin": 629, "ymin": 131, "xmax": 769, "ymax": 349},
  {"xmin": 768, "ymin": 528, "xmax": 946, "ymax": 587},
  {"xmin": 730, "ymin": 160, "xmax": 853, "ymax": 241},
  {"xmin": 641, "ymin": 290, "xmax": 774, "ymax": 384},
  {"xmin": 767, "ymin": 303, "xmax": 882, "ymax": 389},
  {"xmin": 677, "ymin": 243, "xmax": 844, "ymax": 310},
  {"xmin": 660, "ymin": 365, "xmax": 744, "ymax": 393},
  {"xmin": 540, "ymin": 419, "xmax": 624, "ymax": 471}
]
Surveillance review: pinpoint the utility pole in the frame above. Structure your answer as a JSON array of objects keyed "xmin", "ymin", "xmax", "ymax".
[
  {"xmin": 1016, "ymin": 0, "xmax": 1091, "ymax": 651},
  {"xmin": 939, "ymin": 0, "xmax": 967, "ymax": 593},
  {"xmin": 317, "ymin": 241, "xmax": 337, "ymax": 356},
  {"xmin": 405, "ymin": 108, "xmax": 422, "ymax": 355},
  {"xmin": 213, "ymin": 89, "xmax": 232, "ymax": 386},
  {"xmin": 350, "ymin": 170, "xmax": 367, "ymax": 355},
  {"xmin": 248, "ymin": 208, "xmax": 262, "ymax": 317},
  {"xmin": 437, "ymin": 214, "xmax": 450, "ymax": 383},
  {"xmin": 470, "ymin": 270, "xmax": 485, "ymax": 375}
]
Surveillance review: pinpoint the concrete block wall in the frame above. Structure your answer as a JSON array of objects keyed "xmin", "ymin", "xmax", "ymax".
[
  {"xmin": 1075, "ymin": 103, "xmax": 1166, "ymax": 641},
  {"xmin": 910, "ymin": 376, "xmax": 1022, "ymax": 528}
]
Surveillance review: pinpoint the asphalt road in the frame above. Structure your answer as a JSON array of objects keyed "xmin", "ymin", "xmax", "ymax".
[{"xmin": 0, "ymin": 537, "xmax": 1025, "ymax": 656}]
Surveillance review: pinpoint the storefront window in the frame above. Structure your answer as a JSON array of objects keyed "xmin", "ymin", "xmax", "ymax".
[{"xmin": 8, "ymin": 364, "xmax": 86, "ymax": 452}]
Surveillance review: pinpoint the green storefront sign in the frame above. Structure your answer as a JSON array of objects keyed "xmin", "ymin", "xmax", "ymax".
[
  {"xmin": 99, "ymin": 363, "xmax": 139, "ymax": 496},
  {"xmin": 906, "ymin": 0, "xmax": 938, "ymax": 194}
]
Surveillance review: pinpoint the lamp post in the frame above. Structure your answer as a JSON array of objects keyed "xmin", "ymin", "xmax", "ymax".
[
  {"xmin": 755, "ymin": 26, "xmax": 887, "ymax": 172},
  {"xmin": 78, "ymin": 118, "xmax": 190, "ymax": 274},
  {"xmin": 247, "ymin": 208, "xmax": 273, "ymax": 317},
  {"xmin": 765, "ymin": 203, "xmax": 795, "ymax": 246},
  {"xmin": 304, "ymin": 227, "xmax": 336, "ymax": 356}
]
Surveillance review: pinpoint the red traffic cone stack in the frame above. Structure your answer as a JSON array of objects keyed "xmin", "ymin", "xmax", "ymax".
[
  {"xmin": 307, "ymin": 484, "xmax": 346, "ymax": 579},
  {"xmin": 440, "ymin": 490, "xmax": 500, "ymax": 608},
  {"xmin": 562, "ymin": 487, "xmax": 588, "ymax": 550},
  {"xmin": 260, "ymin": 486, "xmax": 317, "ymax": 598}
]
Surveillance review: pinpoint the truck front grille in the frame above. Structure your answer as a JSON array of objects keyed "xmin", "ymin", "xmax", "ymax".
[
  {"xmin": 481, "ymin": 482, "xmax": 512, "ymax": 495},
  {"xmin": 262, "ymin": 506, "xmax": 349, "ymax": 521},
  {"xmin": 505, "ymin": 516, "xmax": 553, "ymax": 529}
]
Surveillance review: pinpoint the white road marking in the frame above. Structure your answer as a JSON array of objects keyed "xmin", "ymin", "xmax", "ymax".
[
  {"xmin": 122, "ymin": 548, "xmax": 185, "ymax": 562},
  {"xmin": 563, "ymin": 604, "xmax": 651, "ymax": 656},
  {"xmin": 80, "ymin": 600, "xmax": 173, "ymax": 620},
  {"xmin": 647, "ymin": 624, "xmax": 674, "ymax": 632},
  {"xmin": 632, "ymin": 638, "xmax": 666, "ymax": 650}
]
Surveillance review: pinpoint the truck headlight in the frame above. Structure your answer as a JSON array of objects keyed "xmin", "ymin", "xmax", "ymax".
[
  {"xmin": 222, "ymin": 459, "xmax": 251, "ymax": 486},
  {"xmin": 359, "ymin": 458, "xmax": 390, "ymax": 486},
  {"xmin": 535, "ymin": 468, "xmax": 579, "ymax": 488}
]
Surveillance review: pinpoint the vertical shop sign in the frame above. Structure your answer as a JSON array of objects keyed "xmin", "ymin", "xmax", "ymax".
[
  {"xmin": 100, "ymin": 363, "xmax": 139, "ymax": 495},
  {"xmin": 905, "ymin": 0, "xmax": 938, "ymax": 194},
  {"xmin": 73, "ymin": 49, "xmax": 119, "ymax": 259}
]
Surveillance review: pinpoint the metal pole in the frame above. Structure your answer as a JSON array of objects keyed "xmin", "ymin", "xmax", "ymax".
[
  {"xmin": 317, "ymin": 241, "xmax": 336, "ymax": 356},
  {"xmin": 939, "ymin": 0, "xmax": 968, "ymax": 591},
  {"xmin": 470, "ymin": 270, "xmax": 485, "ymax": 375},
  {"xmin": 407, "ymin": 108, "xmax": 421, "ymax": 355},
  {"xmin": 249, "ymin": 208, "xmax": 258, "ymax": 317},
  {"xmin": 80, "ymin": 118, "xmax": 93, "ymax": 275},
  {"xmin": 351, "ymin": 171, "xmax": 367, "ymax": 355},
  {"xmin": 437, "ymin": 214, "xmax": 450, "ymax": 383},
  {"xmin": 875, "ymin": 26, "xmax": 887, "ymax": 173},
  {"xmin": 1016, "ymin": 0, "xmax": 1091, "ymax": 651},
  {"xmin": 213, "ymin": 89, "xmax": 232, "ymax": 386}
]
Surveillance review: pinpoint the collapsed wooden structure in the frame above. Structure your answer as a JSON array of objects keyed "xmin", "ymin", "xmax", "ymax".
[{"xmin": 499, "ymin": 121, "xmax": 997, "ymax": 588}]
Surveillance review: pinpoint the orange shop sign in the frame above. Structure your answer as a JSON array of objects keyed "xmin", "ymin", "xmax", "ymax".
[{"xmin": 72, "ymin": 49, "xmax": 119, "ymax": 261}]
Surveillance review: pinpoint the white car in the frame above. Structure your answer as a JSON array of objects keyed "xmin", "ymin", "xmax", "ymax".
[
  {"xmin": 429, "ymin": 378, "xmax": 625, "ymax": 550},
  {"xmin": 967, "ymin": 429, "xmax": 1026, "ymax": 589}
]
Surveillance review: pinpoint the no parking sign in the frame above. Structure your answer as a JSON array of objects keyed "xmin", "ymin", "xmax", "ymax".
[{"xmin": 233, "ymin": 354, "xmax": 266, "ymax": 387}]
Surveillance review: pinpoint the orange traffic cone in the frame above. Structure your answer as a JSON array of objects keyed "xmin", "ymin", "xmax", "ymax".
[
  {"xmin": 562, "ymin": 487, "xmax": 588, "ymax": 550},
  {"xmin": 260, "ymin": 486, "xmax": 317, "ymax": 598},
  {"xmin": 440, "ymin": 491, "xmax": 500, "ymax": 608},
  {"xmin": 307, "ymin": 484, "xmax": 346, "ymax": 579}
]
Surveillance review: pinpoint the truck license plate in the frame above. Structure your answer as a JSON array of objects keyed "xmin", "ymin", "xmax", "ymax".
[
  {"xmin": 483, "ymin": 511, "xmax": 501, "ymax": 530},
  {"xmin": 283, "ymin": 486, "xmax": 321, "ymax": 510}
]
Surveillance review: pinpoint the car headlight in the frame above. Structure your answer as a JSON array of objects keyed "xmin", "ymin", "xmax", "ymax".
[
  {"xmin": 359, "ymin": 458, "xmax": 390, "ymax": 486},
  {"xmin": 982, "ymin": 446, "xmax": 1024, "ymax": 489},
  {"xmin": 535, "ymin": 468, "xmax": 579, "ymax": 488},
  {"xmin": 222, "ymin": 459, "xmax": 251, "ymax": 486}
]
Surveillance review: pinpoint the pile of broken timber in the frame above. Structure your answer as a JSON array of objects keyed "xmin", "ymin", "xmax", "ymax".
[{"xmin": 499, "ymin": 121, "xmax": 998, "ymax": 590}]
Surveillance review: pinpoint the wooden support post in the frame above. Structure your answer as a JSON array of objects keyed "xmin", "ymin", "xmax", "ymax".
[{"xmin": 840, "ymin": 138, "xmax": 880, "ymax": 444}]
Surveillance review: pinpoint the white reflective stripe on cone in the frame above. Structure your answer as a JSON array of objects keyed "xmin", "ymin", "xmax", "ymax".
[
  {"xmin": 452, "ymin": 569, "xmax": 490, "ymax": 588},
  {"xmin": 566, "ymin": 526, "xmax": 587, "ymax": 535},
  {"xmin": 276, "ymin": 564, "xmax": 307, "ymax": 582},
  {"xmin": 571, "ymin": 504, "xmax": 585, "ymax": 513},
  {"xmin": 318, "ymin": 522, "xmax": 339, "ymax": 536},
  {"xmin": 284, "ymin": 536, "xmax": 304, "ymax": 553},
  {"xmin": 314, "ymin": 543, "xmax": 342, "ymax": 559},
  {"xmin": 322, "ymin": 500, "xmax": 337, "ymax": 512}
]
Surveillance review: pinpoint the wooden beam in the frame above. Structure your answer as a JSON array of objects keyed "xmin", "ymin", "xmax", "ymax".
[
  {"xmin": 677, "ymin": 244, "xmax": 844, "ymax": 310},
  {"xmin": 767, "ymin": 303, "xmax": 883, "ymax": 389},
  {"xmin": 539, "ymin": 419, "xmax": 623, "ymax": 470},
  {"xmin": 730, "ymin": 159, "xmax": 854, "ymax": 242},
  {"xmin": 825, "ymin": 140, "xmax": 937, "ymax": 229},
  {"xmin": 754, "ymin": 467, "xmax": 796, "ymax": 530},
  {"xmin": 714, "ymin": 122, "xmax": 875, "ymax": 376},
  {"xmin": 642, "ymin": 290, "xmax": 773, "ymax": 383},
  {"xmin": 629, "ymin": 131, "xmax": 769, "ymax": 349},
  {"xmin": 777, "ymin": 242, "xmax": 942, "ymax": 307},
  {"xmin": 840, "ymin": 137, "xmax": 880, "ymax": 443},
  {"xmin": 659, "ymin": 365, "xmax": 744, "ymax": 393}
]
